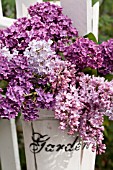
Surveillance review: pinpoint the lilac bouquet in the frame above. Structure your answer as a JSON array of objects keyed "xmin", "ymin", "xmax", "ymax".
[{"xmin": 0, "ymin": 2, "xmax": 113, "ymax": 154}]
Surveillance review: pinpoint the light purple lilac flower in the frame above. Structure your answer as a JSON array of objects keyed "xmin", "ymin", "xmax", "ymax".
[
  {"xmin": 24, "ymin": 39, "xmax": 56, "ymax": 75},
  {"xmin": 53, "ymin": 72, "xmax": 113, "ymax": 154}
]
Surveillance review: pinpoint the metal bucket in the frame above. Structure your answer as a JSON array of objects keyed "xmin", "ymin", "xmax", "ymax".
[{"xmin": 22, "ymin": 109, "xmax": 96, "ymax": 170}]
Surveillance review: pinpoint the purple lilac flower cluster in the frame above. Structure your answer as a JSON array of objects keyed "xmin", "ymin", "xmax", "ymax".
[
  {"xmin": 0, "ymin": 2, "xmax": 78, "ymax": 55},
  {"xmin": 98, "ymin": 39, "xmax": 113, "ymax": 75},
  {"xmin": 53, "ymin": 72, "xmax": 113, "ymax": 154},
  {"xmin": 0, "ymin": 2, "xmax": 113, "ymax": 154},
  {"xmin": 0, "ymin": 53, "xmax": 35, "ymax": 119},
  {"xmin": 28, "ymin": 2, "xmax": 78, "ymax": 43},
  {"xmin": 63, "ymin": 37, "xmax": 103, "ymax": 71},
  {"xmin": 47, "ymin": 59, "xmax": 113, "ymax": 154}
]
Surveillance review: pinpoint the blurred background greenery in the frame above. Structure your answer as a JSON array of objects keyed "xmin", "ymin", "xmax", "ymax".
[
  {"xmin": 99, "ymin": 0, "xmax": 113, "ymax": 42},
  {"xmin": 1, "ymin": 0, "xmax": 113, "ymax": 169}
]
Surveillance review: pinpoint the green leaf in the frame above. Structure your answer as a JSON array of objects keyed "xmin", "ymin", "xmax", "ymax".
[
  {"xmin": 104, "ymin": 128, "xmax": 109, "ymax": 138},
  {"xmin": 58, "ymin": 52, "xmax": 66, "ymax": 61},
  {"xmin": 103, "ymin": 116, "xmax": 109, "ymax": 127},
  {"xmin": 84, "ymin": 32, "xmax": 98, "ymax": 43},
  {"xmin": 0, "ymin": 80, "xmax": 8, "ymax": 89},
  {"xmin": 92, "ymin": 0, "xmax": 99, "ymax": 6},
  {"xmin": 104, "ymin": 74, "xmax": 113, "ymax": 81},
  {"xmin": 17, "ymin": 112, "xmax": 21, "ymax": 118},
  {"xmin": 82, "ymin": 67, "xmax": 97, "ymax": 76}
]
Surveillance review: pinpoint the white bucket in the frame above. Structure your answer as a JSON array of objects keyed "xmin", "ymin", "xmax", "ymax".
[{"xmin": 22, "ymin": 110, "xmax": 96, "ymax": 170}]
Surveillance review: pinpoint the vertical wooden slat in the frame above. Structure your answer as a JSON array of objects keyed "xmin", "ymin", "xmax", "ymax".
[
  {"xmin": 80, "ymin": 145, "xmax": 96, "ymax": 170},
  {"xmin": 87, "ymin": 0, "xmax": 93, "ymax": 34},
  {"xmin": 60, "ymin": 0, "xmax": 92, "ymax": 36},
  {"xmin": 0, "ymin": 119, "xmax": 21, "ymax": 170},
  {"xmin": 15, "ymin": 0, "xmax": 42, "ymax": 18},
  {"xmin": 92, "ymin": 2, "xmax": 99, "ymax": 40},
  {"xmin": 0, "ymin": 0, "xmax": 3, "ymax": 16},
  {"xmin": 0, "ymin": 1, "xmax": 21, "ymax": 170},
  {"xmin": 0, "ymin": 1, "xmax": 20, "ymax": 168}
]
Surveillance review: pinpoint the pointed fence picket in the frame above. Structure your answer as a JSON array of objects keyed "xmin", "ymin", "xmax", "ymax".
[
  {"xmin": 0, "ymin": 0, "xmax": 99, "ymax": 170},
  {"xmin": 0, "ymin": 120, "xmax": 21, "ymax": 170},
  {"xmin": 0, "ymin": 0, "xmax": 21, "ymax": 168}
]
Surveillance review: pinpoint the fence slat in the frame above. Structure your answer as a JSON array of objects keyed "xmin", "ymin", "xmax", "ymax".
[
  {"xmin": 15, "ymin": 0, "xmax": 42, "ymax": 18},
  {"xmin": 0, "ymin": 1, "xmax": 21, "ymax": 169},
  {"xmin": 0, "ymin": 17, "xmax": 15, "ymax": 28},
  {"xmin": 0, "ymin": 0, "xmax": 3, "ymax": 16},
  {"xmin": 87, "ymin": 0, "xmax": 92, "ymax": 34},
  {"xmin": 0, "ymin": 119, "xmax": 21, "ymax": 170},
  {"xmin": 60, "ymin": 0, "xmax": 92, "ymax": 36},
  {"xmin": 80, "ymin": 145, "xmax": 96, "ymax": 170},
  {"xmin": 92, "ymin": 2, "xmax": 99, "ymax": 40}
]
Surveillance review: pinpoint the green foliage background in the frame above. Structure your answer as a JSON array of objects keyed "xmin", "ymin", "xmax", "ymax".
[
  {"xmin": 96, "ymin": 1, "xmax": 113, "ymax": 169},
  {"xmin": 99, "ymin": 0, "xmax": 113, "ymax": 42},
  {"xmin": 1, "ymin": 0, "xmax": 113, "ymax": 170}
]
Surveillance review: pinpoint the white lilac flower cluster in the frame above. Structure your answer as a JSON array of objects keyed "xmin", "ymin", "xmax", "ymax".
[
  {"xmin": 0, "ymin": 46, "xmax": 13, "ymax": 61},
  {"xmin": 24, "ymin": 39, "xmax": 57, "ymax": 75}
]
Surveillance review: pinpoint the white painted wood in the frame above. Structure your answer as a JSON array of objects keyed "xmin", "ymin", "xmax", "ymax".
[
  {"xmin": 15, "ymin": 0, "xmax": 42, "ymax": 18},
  {"xmin": 0, "ymin": 2, "xmax": 21, "ymax": 170},
  {"xmin": 80, "ymin": 144, "xmax": 96, "ymax": 170},
  {"xmin": 87, "ymin": 0, "xmax": 93, "ymax": 34},
  {"xmin": 0, "ymin": 0, "xmax": 3, "ymax": 16},
  {"xmin": 60, "ymin": 0, "xmax": 92, "ymax": 36},
  {"xmin": 50, "ymin": 1, "xmax": 60, "ymax": 6},
  {"xmin": 0, "ymin": 119, "xmax": 21, "ymax": 170},
  {"xmin": 0, "ymin": 17, "xmax": 15, "ymax": 28},
  {"xmin": 93, "ymin": 2, "xmax": 99, "ymax": 40}
]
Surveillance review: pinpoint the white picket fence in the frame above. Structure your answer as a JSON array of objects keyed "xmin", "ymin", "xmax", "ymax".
[{"xmin": 0, "ymin": 0, "xmax": 99, "ymax": 170}]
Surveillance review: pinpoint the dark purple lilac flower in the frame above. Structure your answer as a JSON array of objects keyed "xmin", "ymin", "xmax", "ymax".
[
  {"xmin": 22, "ymin": 98, "xmax": 39, "ymax": 121},
  {"xmin": 36, "ymin": 88, "xmax": 55, "ymax": 110},
  {"xmin": 63, "ymin": 37, "xmax": 103, "ymax": 71},
  {"xmin": 0, "ymin": 54, "xmax": 10, "ymax": 79},
  {"xmin": 0, "ymin": 97, "xmax": 21, "ymax": 119},
  {"xmin": 0, "ymin": 2, "xmax": 78, "ymax": 56},
  {"xmin": 99, "ymin": 39, "xmax": 113, "ymax": 75}
]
